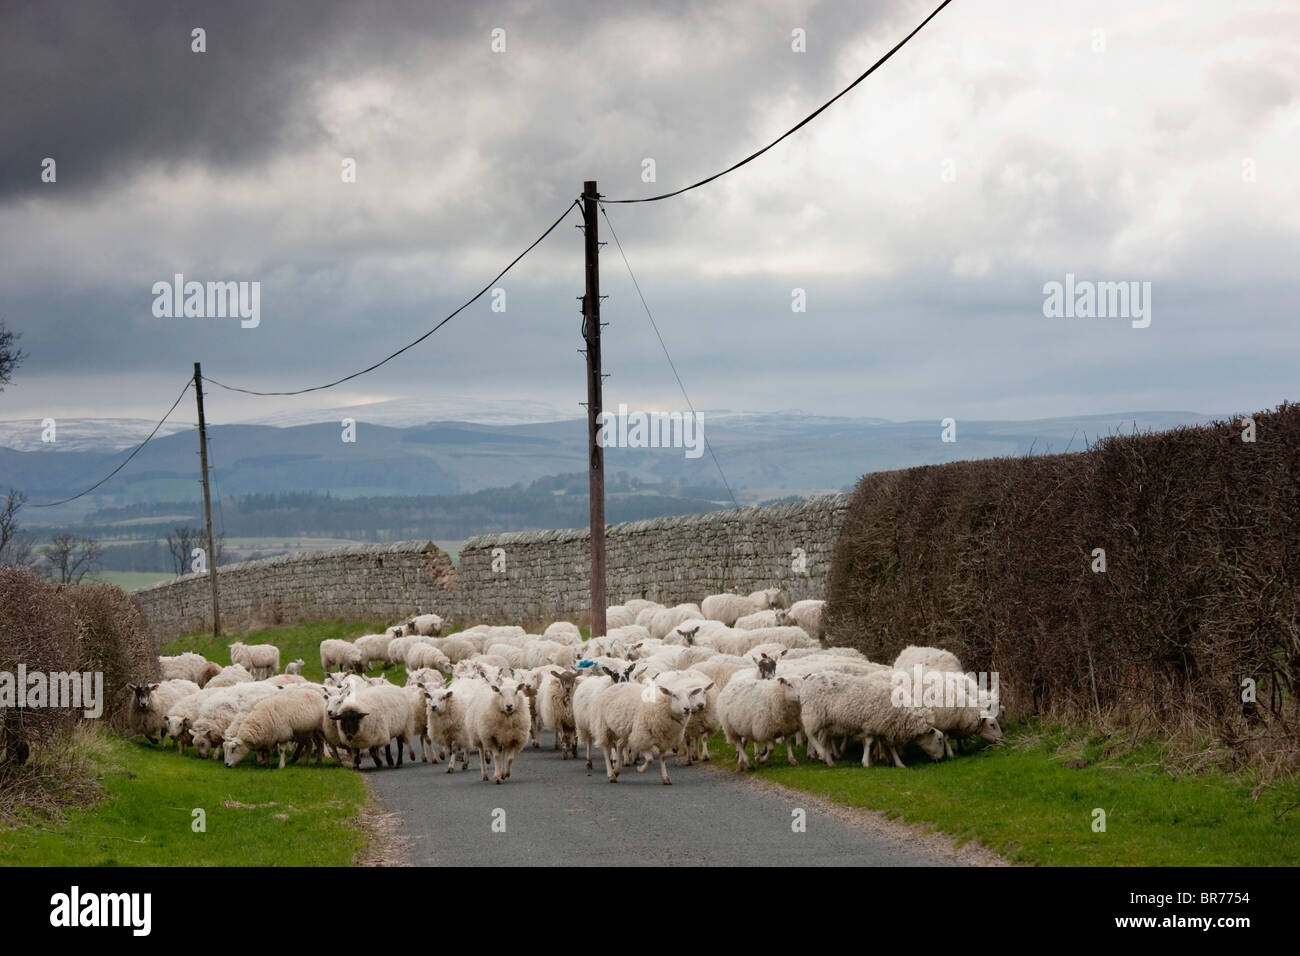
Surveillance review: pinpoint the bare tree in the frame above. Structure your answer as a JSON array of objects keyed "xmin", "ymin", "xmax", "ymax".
[
  {"xmin": 0, "ymin": 321, "xmax": 23, "ymax": 391},
  {"xmin": 165, "ymin": 526, "xmax": 198, "ymax": 577},
  {"xmin": 165, "ymin": 526, "xmax": 223, "ymax": 575},
  {"xmin": 0, "ymin": 489, "xmax": 37, "ymax": 568},
  {"xmin": 39, "ymin": 533, "xmax": 101, "ymax": 584}
]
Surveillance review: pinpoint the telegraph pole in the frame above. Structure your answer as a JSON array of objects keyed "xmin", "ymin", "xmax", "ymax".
[
  {"xmin": 581, "ymin": 181, "xmax": 607, "ymax": 638},
  {"xmin": 193, "ymin": 362, "xmax": 221, "ymax": 637}
]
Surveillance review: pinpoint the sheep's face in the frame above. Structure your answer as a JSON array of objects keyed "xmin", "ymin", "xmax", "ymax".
[
  {"xmin": 915, "ymin": 728, "xmax": 946, "ymax": 761},
  {"xmin": 765, "ymin": 588, "xmax": 788, "ymax": 609},
  {"xmin": 490, "ymin": 681, "xmax": 523, "ymax": 716},
  {"xmin": 774, "ymin": 608, "xmax": 792, "ymax": 626},
  {"xmin": 333, "ymin": 709, "xmax": 370, "ymax": 741},
  {"xmin": 556, "ymin": 671, "xmax": 578, "ymax": 701},
  {"xmin": 686, "ymin": 683, "xmax": 712, "ymax": 713},
  {"xmin": 776, "ymin": 676, "xmax": 801, "ymax": 703},
  {"xmin": 425, "ymin": 688, "xmax": 453, "ymax": 715},
  {"xmin": 657, "ymin": 684, "xmax": 696, "ymax": 720},
  {"xmin": 192, "ymin": 733, "xmax": 212, "ymax": 759},
  {"xmin": 676, "ymin": 626, "xmax": 700, "ymax": 646},
  {"xmin": 977, "ymin": 717, "xmax": 1003, "ymax": 742},
  {"xmin": 223, "ymin": 737, "xmax": 251, "ymax": 767},
  {"xmin": 128, "ymin": 683, "xmax": 159, "ymax": 711},
  {"xmin": 163, "ymin": 715, "xmax": 186, "ymax": 739},
  {"xmin": 756, "ymin": 653, "xmax": 778, "ymax": 680}
]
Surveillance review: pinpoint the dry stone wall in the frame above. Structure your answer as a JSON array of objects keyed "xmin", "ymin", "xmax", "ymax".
[{"xmin": 134, "ymin": 495, "xmax": 849, "ymax": 642}]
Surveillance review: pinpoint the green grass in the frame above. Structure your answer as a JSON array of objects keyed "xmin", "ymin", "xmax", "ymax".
[
  {"xmin": 162, "ymin": 619, "xmax": 405, "ymax": 684},
  {"xmin": 90, "ymin": 571, "xmax": 175, "ymax": 591},
  {"xmin": 0, "ymin": 729, "xmax": 367, "ymax": 866},
  {"xmin": 707, "ymin": 722, "xmax": 1300, "ymax": 866}
]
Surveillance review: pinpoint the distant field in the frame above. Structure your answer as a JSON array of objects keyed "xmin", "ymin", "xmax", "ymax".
[{"xmin": 91, "ymin": 571, "xmax": 174, "ymax": 590}]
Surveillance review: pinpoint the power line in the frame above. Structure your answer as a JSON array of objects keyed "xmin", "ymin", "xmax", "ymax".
[
  {"xmin": 599, "ymin": 204, "xmax": 740, "ymax": 509},
  {"xmin": 596, "ymin": 0, "xmax": 955, "ymax": 204},
  {"xmin": 32, "ymin": 379, "xmax": 193, "ymax": 508},
  {"xmin": 204, "ymin": 198, "xmax": 584, "ymax": 396}
]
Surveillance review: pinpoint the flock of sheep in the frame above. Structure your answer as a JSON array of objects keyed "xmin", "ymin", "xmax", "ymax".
[{"xmin": 126, "ymin": 593, "xmax": 1003, "ymax": 784}]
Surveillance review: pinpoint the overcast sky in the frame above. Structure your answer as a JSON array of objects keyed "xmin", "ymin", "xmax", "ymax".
[{"xmin": 0, "ymin": 0, "xmax": 1296, "ymax": 428}]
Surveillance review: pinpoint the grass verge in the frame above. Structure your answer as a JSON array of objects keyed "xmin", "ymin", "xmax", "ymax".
[
  {"xmin": 706, "ymin": 721, "xmax": 1300, "ymax": 866},
  {"xmin": 0, "ymin": 727, "xmax": 366, "ymax": 866}
]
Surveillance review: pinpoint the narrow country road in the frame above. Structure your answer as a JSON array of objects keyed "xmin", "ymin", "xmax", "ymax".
[{"xmin": 363, "ymin": 732, "xmax": 971, "ymax": 866}]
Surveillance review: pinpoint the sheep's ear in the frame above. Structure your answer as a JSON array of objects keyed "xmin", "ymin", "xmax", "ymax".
[
  {"xmin": 777, "ymin": 677, "xmax": 790, "ymax": 686},
  {"xmin": 704, "ymin": 681, "xmax": 715, "ymax": 693},
  {"xmin": 780, "ymin": 649, "xmax": 789, "ymax": 658},
  {"xmin": 490, "ymin": 684, "xmax": 500, "ymax": 693},
  {"xmin": 658, "ymin": 685, "xmax": 673, "ymax": 697},
  {"xmin": 148, "ymin": 683, "xmax": 160, "ymax": 692},
  {"xmin": 444, "ymin": 690, "xmax": 453, "ymax": 699}
]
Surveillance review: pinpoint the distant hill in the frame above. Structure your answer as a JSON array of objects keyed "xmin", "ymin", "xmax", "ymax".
[{"xmin": 2, "ymin": 409, "xmax": 1219, "ymax": 524}]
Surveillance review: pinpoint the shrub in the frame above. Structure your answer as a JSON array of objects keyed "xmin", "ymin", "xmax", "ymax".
[
  {"xmin": 63, "ymin": 584, "xmax": 160, "ymax": 732},
  {"xmin": 0, "ymin": 568, "xmax": 79, "ymax": 764},
  {"xmin": 825, "ymin": 403, "xmax": 1300, "ymax": 768}
]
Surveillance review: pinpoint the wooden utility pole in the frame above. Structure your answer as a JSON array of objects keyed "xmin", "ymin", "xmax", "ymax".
[
  {"xmin": 582, "ymin": 181, "xmax": 607, "ymax": 638},
  {"xmin": 193, "ymin": 362, "xmax": 221, "ymax": 637}
]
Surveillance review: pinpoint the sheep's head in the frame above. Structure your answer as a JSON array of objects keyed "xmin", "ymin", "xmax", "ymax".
[
  {"xmin": 774, "ymin": 608, "xmax": 792, "ymax": 626},
  {"xmin": 331, "ymin": 708, "xmax": 369, "ymax": 741},
  {"xmin": 776, "ymin": 676, "xmax": 801, "ymax": 703},
  {"xmin": 915, "ymin": 728, "xmax": 946, "ymax": 761},
  {"xmin": 765, "ymin": 588, "xmax": 788, "ymax": 609},
  {"xmin": 192, "ymin": 728, "xmax": 213, "ymax": 758},
  {"xmin": 556, "ymin": 670, "xmax": 578, "ymax": 699},
  {"xmin": 656, "ymin": 683, "xmax": 696, "ymax": 720},
  {"xmin": 197, "ymin": 661, "xmax": 222, "ymax": 686},
  {"xmin": 424, "ymin": 687, "xmax": 453, "ymax": 715},
  {"xmin": 162, "ymin": 714, "xmax": 186, "ymax": 739},
  {"xmin": 223, "ymin": 736, "xmax": 251, "ymax": 767},
  {"xmin": 756, "ymin": 653, "xmax": 778, "ymax": 679},
  {"xmin": 128, "ymin": 682, "xmax": 159, "ymax": 711},
  {"xmin": 676, "ymin": 626, "xmax": 700, "ymax": 646},
  {"xmin": 686, "ymin": 682, "xmax": 713, "ymax": 713},
  {"xmin": 977, "ymin": 716, "xmax": 1003, "ymax": 743},
  {"xmin": 489, "ymin": 680, "xmax": 524, "ymax": 716}
]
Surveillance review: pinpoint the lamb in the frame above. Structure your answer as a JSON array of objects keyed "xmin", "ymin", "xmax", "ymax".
[
  {"xmin": 464, "ymin": 677, "xmax": 532, "ymax": 784},
  {"xmin": 159, "ymin": 653, "xmax": 221, "ymax": 687},
  {"xmin": 229, "ymin": 641, "xmax": 281, "ymax": 680},
  {"xmin": 320, "ymin": 638, "xmax": 364, "ymax": 674},
  {"xmin": 647, "ymin": 603, "xmax": 705, "ymax": 640},
  {"xmin": 734, "ymin": 608, "xmax": 793, "ymax": 630},
  {"xmin": 404, "ymin": 683, "xmax": 435, "ymax": 762},
  {"xmin": 407, "ymin": 613, "xmax": 444, "ymax": 636},
  {"xmin": 205, "ymin": 663, "xmax": 254, "ymax": 688},
  {"xmin": 353, "ymin": 634, "xmax": 393, "ymax": 670},
  {"xmin": 624, "ymin": 673, "xmax": 713, "ymax": 785},
  {"xmin": 423, "ymin": 678, "xmax": 485, "ymax": 773},
  {"xmin": 126, "ymin": 679, "xmax": 200, "ymax": 744},
  {"xmin": 537, "ymin": 669, "xmax": 580, "ymax": 758},
  {"xmin": 718, "ymin": 673, "xmax": 804, "ymax": 770},
  {"xmin": 223, "ymin": 685, "xmax": 327, "ymax": 769},
  {"xmin": 785, "ymin": 599, "xmax": 826, "ymax": 643},
  {"xmin": 330, "ymin": 681, "xmax": 416, "ymax": 770},
  {"xmin": 893, "ymin": 645, "xmax": 963, "ymax": 674},
  {"xmin": 163, "ymin": 688, "xmax": 222, "ymax": 753},
  {"xmin": 405, "ymin": 642, "xmax": 453, "ymax": 675},
  {"xmin": 283, "ymin": 658, "xmax": 305, "ymax": 676},
  {"xmin": 542, "ymin": 621, "xmax": 583, "ymax": 645},
  {"xmin": 385, "ymin": 635, "xmax": 416, "ymax": 665},
  {"xmin": 522, "ymin": 640, "xmax": 578, "ymax": 669},
  {"xmin": 189, "ymin": 681, "xmax": 281, "ymax": 758},
  {"xmin": 798, "ymin": 670, "xmax": 946, "ymax": 768},
  {"xmin": 485, "ymin": 642, "xmax": 526, "ymax": 669}
]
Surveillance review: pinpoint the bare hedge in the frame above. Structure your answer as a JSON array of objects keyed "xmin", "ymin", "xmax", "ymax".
[
  {"xmin": 63, "ymin": 584, "xmax": 160, "ymax": 732},
  {"xmin": 825, "ymin": 403, "xmax": 1299, "ymax": 760}
]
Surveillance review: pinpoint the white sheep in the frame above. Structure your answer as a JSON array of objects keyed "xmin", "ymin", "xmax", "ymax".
[
  {"xmin": 320, "ymin": 638, "xmax": 364, "ymax": 673},
  {"xmin": 785, "ymin": 599, "xmax": 826, "ymax": 642},
  {"xmin": 284, "ymin": 658, "xmax": 305, "ymax": 676},
  {"xmin": 604, "ymin": 605, "xmax": 636, "ymax": 629},
  {"xmin": 159, "ymin": 653, "xmax": 222, "ymax": 687},
  {"xmin": 799, "ymin": 670, "xmax": 946, "ymax": 768},
  {"xmin": 537, "ymin": 669, "xmax": 580, "ymax": 758},
  {"xmin": 407, "ymin": 613, "xmax": 444, "ymax": 636},
  {"xmin": 353, "ymin": 633, "xmax": 392, "ymax": 670},
  {"xmin": 542, "ymin": 621, "xmax": 583, "ymax": 645},
  {"xmin": 485, "ymin": 642, "xmax": 526, "ymax": 669},
  {"xmin": 734, "ymin": 608, "xmax": 793, "ymax": 630},
  {"xmin": 189, "ymin": 681, "xmax": 281, "ymax": 758},
  {"xmin": 465, "ymin": 677, "xmax": 531, "ymax": 784},
  {"xmin": 431, "ymin": 636, "xmax": 478, "ymax": 663},
  {"xmin": 205, "ymin": 663, "xmax": 254, "ymax": 688},
  {"xmin": 633, "ymin": 604, "xmax": 665, "ymax": 630},
  {"xmin": 573, "ymin": 673, "xmax": 616, "ymax": 770},
  {"xmin": 718, "ymin": 672, "xmax": 804, "ymax": 770},
  {"xmin": 223, "ymin": 685, "xmax": 327, "ymax": 768},
  {"xmin": 405, "ymin": 642, "xmax": 453, "ymax": 675},
  {"xmin": 229, "ymin": 641, "xmax": 281, "ymax": 680},
  {"xmin": 624, "ymin": 673, "xmax": 713, "ymax": 785},
  {"xmin": 423, "ymin": 677, "xmax": 484, "ymax": 773},
  {"xmin": 893, "ymin": 645, "xmax": 963, "ymax": 674},
  {"xmin": 647, "ymin": 603, "xmax": 705, "ymax": 640},
  {"xmin": 162, "ymin": 687, "xmax": 223, "ymax": 753}
]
